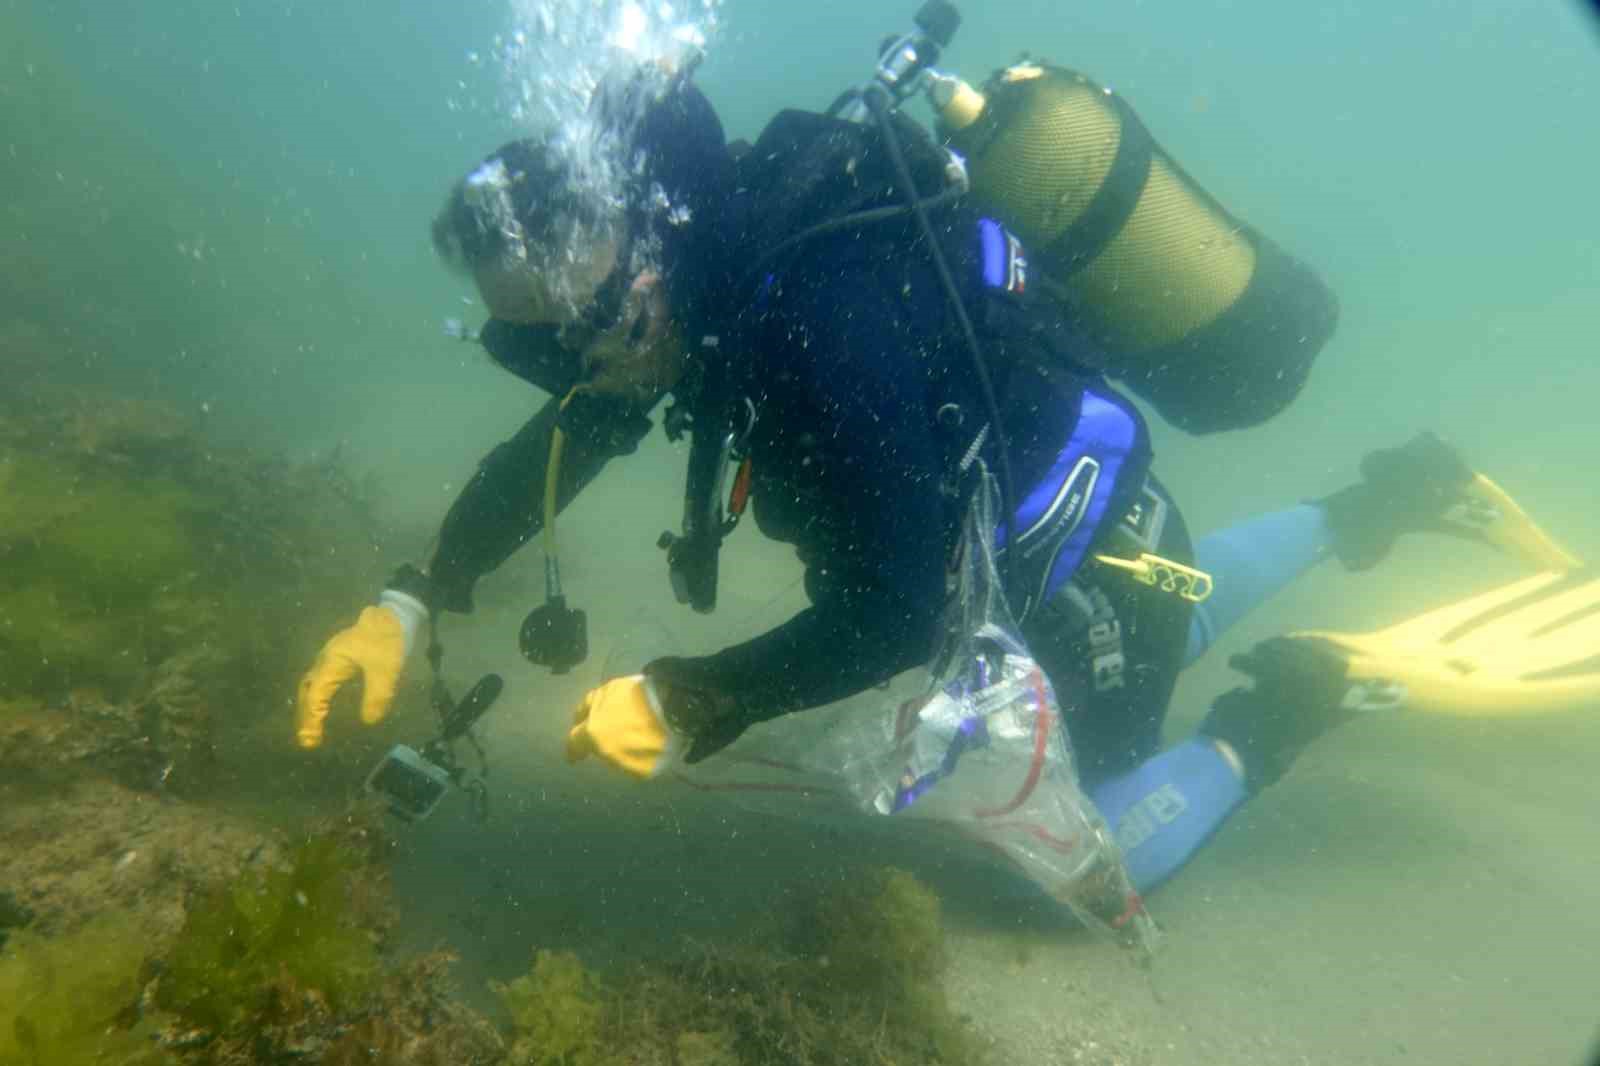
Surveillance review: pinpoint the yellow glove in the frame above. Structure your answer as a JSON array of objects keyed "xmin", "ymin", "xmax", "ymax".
[
  {"xmin": 564, "ymin": 675, "xmax": 685, "ymax": 779},
  {"xmin": 295, "ymin": 604, "xmax": 412, "ymax": 749}
]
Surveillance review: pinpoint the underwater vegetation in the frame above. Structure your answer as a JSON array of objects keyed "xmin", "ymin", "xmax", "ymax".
[
  {"xmin": 0, "ymin": 381, "xmax": 386, "ymax": 795},
  {"xmin": 0, "ymin": 914, "xmax": 174, "ymax": 1066},
  {"xmin": 155, "ymin": 834, "xmax": 379, "ymax": 1034},
  {"xmin": 795, "ymin": 865, "xmax": 949, "ymax": 1021},
  {"xmin": 0, "ymin": 888, "xmax": 33, "ymax": 950},
  {"xmin": 147, "ymin": 822, "xmax": 502, "ymax": 1065},
  {"xmin": 2, "ymin": 788, "xmax": 981, "ymax": 1066},
  {"xmin": 1, "ymin": 818, "xmax": 502, "ymax": 1065},
  {"xmin": 493, "ymin": 950, "xmax": 606, "ymax": 1066},
  {"xmin": 0, "ymin": 372, "xmax": 501, "ymax": 1064},
  {"xmin": 494, "ymin": 867, "xmax": 988, "ymax": 1066}
]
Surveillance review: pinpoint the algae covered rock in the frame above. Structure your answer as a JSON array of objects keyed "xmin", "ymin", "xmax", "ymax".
[
  {"xmin": 156, "ymin": 834, "xmax": 379, "ymax": 1033},
  {"xmin": 0, "ymin": 785, "xmax": 504, "ymax": 1066},
  {"xmin": 0, "ymin": 775, "xmax": 289, "ymax": 943},
  {"xmin": 490, "ymin": 867, "xmax": 988, "ymax": 1066},
  {"xmin": 321, "ymin": 951, "xmax": 506, "ymax": 1066},
  {"xmin": 148, "ymin": 820, "xmax": 503, "ymax": 1064},
  {"xmin": 0, "ymin": 383, "xmax": 386, "ymax": 793}
]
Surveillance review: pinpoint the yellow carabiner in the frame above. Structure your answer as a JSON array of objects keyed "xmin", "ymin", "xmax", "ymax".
[{"xmin": 1093, "ymin": 552, "xmax": 1215, "ymax": 604}]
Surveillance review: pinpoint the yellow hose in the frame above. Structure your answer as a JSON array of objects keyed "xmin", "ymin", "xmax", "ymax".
[
  {"xmin": 543, "ymin": 390, "xmax": 578, "ymax": 561},
  {"xmin": 543, "ymin": 427, "xmax": 566, "ymax": 559}
]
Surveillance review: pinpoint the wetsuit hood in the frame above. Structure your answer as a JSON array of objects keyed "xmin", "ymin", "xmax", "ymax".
[{"xmin": 611, "ymin": 78, "xmax": 734, "ymax": 332}]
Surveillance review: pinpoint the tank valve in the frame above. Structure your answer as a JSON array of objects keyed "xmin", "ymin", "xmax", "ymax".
[{"xmin": 927, "ymin": 70, "xmax": 987, "ymax": 131}]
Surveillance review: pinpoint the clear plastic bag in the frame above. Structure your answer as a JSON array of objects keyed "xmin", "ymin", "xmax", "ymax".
[{"xmin": 677, "ymin": 474, "xmax": 1159, "ymax": 956}]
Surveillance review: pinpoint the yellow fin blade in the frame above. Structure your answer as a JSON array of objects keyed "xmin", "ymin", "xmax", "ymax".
[
  {"xmin": 1296, "ymin": 570, "xmax": 1600, "ymax": 717},
  {"xmin": 1453, "ymin": 474, "xmax": 1582, "ymax": 571}
]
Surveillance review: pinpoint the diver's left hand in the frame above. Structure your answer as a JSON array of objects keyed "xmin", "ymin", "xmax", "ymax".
[{"xmin": 564, "ymin": 675, "xmax": 686, "ymax": 779}]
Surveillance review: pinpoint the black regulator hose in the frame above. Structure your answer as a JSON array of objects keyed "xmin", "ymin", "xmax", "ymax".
[
  {"xmin": 863, "ymin": 86, "xmax": 1020, "ymax": 603},
  {"xmin": 747, "ymin": 184, "xmax": 966, "ymax": 276}
]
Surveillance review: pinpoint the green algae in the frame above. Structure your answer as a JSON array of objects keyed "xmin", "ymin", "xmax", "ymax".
[
  {"xmin": 796, "ymin": 866, "xmax": 947, "ymax": 1013},
  {"xmin": 493, "ymin": 867, "xmax": 987, "ymax": 1066},
  {"xmin": 0, "ymin": 914, "xmax": 173, "ymax": 1066},
  {"xmin": 494, "ymin": 949, "xmax": 606, "ymax": 1066},
  {"xmin": 0, "ymin": 384, "xmax": 387, "ymax": 799},
  {"xmin": 156, "ymin": 834, "xmax": 378, "ymax": 1034},
  {"xmin": 6, "ymin": 458, "xmax": 197, "ymax": 594},
  {"xmin": 0, "ymin": 450, "xmax": 204, "ymax": 698}
]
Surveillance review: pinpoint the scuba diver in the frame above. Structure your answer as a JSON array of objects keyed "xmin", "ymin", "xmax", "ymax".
[{"xmin": 296, "ymin": 9, "xmax": 1595, "ymax": 902}]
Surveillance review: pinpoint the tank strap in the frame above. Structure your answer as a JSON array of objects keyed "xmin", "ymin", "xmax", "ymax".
[{"xmin": 1041, "ymin": 92, "xmax": 1153, "ymax": 279}]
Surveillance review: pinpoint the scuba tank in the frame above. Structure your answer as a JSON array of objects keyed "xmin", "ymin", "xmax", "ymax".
[{"xmin": 930, "ymin": 63, "xmax": 1338, "ymax": 434}]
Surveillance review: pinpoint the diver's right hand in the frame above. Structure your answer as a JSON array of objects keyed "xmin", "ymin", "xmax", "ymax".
[{"xmin": 295, "ymin": 592, "xmax": 426, "ymax": 750}]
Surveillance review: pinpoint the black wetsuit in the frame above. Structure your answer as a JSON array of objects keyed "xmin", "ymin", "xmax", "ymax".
[{"xmin": 423, "ymin": 99, "xmax": 1192, "ymax": 782}]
